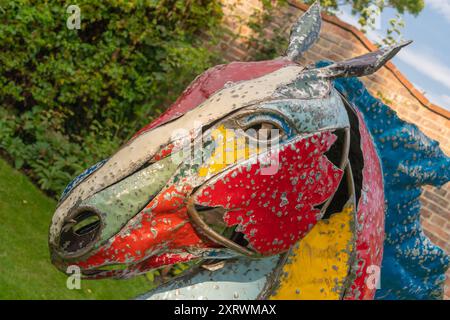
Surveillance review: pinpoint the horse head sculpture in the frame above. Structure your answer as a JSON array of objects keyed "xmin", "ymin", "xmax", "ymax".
[{"xmin": 49, "ymin": 2, "xmax": 450, "ymax": 300}]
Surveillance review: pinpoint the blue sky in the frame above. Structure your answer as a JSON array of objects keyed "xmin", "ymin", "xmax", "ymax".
[{"xmin": 335, "ymin": 0, "xmax": 450, "ymax": 111}]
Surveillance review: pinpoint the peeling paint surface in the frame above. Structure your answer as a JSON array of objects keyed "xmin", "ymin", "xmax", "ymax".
[
  {"xmin": 198, "ymin": 124, "xmax": 260, "ymax": 178},
  {"xmin": 49, "ymin": 64, "xmax": 303, "ymax": 245},
  {"xmin": 269, "ymin": 203, "xmax": 355, "ymax": 300},
  {"xmin": 195, "ymin": 131, "xmax": 343, "ymax": 255},
  {"xmin": 344, "ymin": 109, "xmax": 385, "ymax": 300},
  {"xmin": 81, "ymin": 155, "xmax": 179, "ymax": 245},
  {"xmin": 72, "ymin": 184, "xmax": 217, "ymax": 275},
  {"xmin": 59, "ymin": 159, "xmax": 108, "ymax": 202},
  {"xmin": 139, "ymin": 256, "xmax": 281, "ymax": 300},
  {"xmin": 286, "ymin": 1, "xmax": 321, "ymax": 62},
  {"xmin": 263, "ymin": 88, "xmax": 349, "ymax": 133},
  {"xmin": 330, "ymin": 70, "xmax": 450, "ymax": 299},
  {"xmin": 134, "ymin": 58, "xmax": 294, "ymax": 135}
]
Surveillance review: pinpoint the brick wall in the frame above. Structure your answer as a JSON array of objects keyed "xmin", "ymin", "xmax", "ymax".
[{"xmin": 218, "ymin": 0, "xmax": 450, "ymax": 299}]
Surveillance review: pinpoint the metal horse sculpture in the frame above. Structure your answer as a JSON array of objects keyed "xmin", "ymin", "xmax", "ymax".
[{"xmin": 49, "ymin": 2, "xmax": 449, "ymax": 300}]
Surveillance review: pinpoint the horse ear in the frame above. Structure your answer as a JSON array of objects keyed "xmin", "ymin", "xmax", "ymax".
[
  {"xmin": 279, "ymin": 40, "xmax": 412, "ymax": 99},
  {"xmin": 313, "ymin": 40, "xmax": 413, "ymax": 79},
  {"xmin": 285, "ymin": 1, "xmax": 322, "ymax": 61}
]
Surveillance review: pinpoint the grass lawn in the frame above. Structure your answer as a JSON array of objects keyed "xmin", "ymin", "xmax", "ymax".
[{"xmin": 0, "ymin": 158, "xmax": 153, "ymax": 299}]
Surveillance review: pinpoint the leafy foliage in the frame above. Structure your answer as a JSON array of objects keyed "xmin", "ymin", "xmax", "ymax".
[
  {"xmin": 381, "ymin": 13, "xmax": 405, "ymax": 45},
  {"xmin": 0, "ymin": 0, "xmax": 424, "ymax": 197},
  {"xmin": 246, "ymin": 0, "xmax": 290, "ymax": 60},
  {"xmin": 307, "ymin": 0, "xmax": 422, "ymax": 43},
  {"xmin": 0, "ymin": 0, "xmax": 223, "ymax": 197},
  {"xmin": 306, "ymin": 0, "xmax": 424, "ymax": 26}
]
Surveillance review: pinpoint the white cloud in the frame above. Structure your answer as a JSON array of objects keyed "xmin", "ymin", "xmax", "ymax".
[
  {"xmin": 335, "ymin": 4, "xmax": 450, "ymax": 110},
  {"xmin": 397, "ymin": 49, "xmax": 450, "ymax": 91},
  {"xmin": 427, "ymin": 0, "xmax": 450, "ymax": 23}
]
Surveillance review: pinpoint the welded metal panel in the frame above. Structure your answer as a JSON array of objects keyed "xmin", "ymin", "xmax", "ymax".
[
  {"xmin": 139, "ymin": 256, "xmax": 280, "ymax": 300},
  {"xmin": 195, "ymin": 131, "xmax": 343, "ymax": 255},
  {"xmin": 269, "ymin": 203, "xmax": 356, "ymax": 299},
  {"xmin": 286, "ymin": 1, "xmax": 322, "ymax": 61}
]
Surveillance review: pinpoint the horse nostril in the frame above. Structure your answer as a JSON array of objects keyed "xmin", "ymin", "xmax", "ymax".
[
  {"xmin": 58, "ymin": 209, "xmax": 102, "ymax": 257},
  {"xmin": 72, "ymin": 212, "xmax": 100, "ymax": 236}
]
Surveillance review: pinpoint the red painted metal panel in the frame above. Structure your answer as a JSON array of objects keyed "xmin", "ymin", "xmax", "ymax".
[
  {"xmin": 134, "ymin": 59, "xmax": 293, "ymax": 137},
  {"xmin": 195, "ymin": 131, "xmax": 344, "ymax": 255},
  {"xmin": 345, "ymin": 110, "xmax": 385, "ymax": 300},
  {"xmin": 75, "ymin": 184, "xmax": 217, "ymax": 274}
]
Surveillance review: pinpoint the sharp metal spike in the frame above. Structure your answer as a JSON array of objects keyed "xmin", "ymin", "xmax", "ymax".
[
  {"xmin": 286, "ymin": 1, "xmax": 322, "ymax": 61},
  {"xmin": 314, "ymin": 40, "xmax": 413, "ymax": 79}
]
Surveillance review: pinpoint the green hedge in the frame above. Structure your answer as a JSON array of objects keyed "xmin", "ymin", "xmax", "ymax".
[{"xmin": 0, "ymin": 0, "xmax": 223, "ymax": 197}]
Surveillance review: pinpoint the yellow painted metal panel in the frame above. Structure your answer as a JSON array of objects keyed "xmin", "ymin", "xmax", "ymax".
[
  {"xmin": 269, "ymin": 204, "xmax": 355, "ymax": 300},
  {"xmin": 199, "ymin": 125, "xmax": 258, "ymax": 177}
]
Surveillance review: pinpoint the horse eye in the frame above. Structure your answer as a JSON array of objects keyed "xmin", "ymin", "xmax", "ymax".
[{"xmin": 245, "ymin": 122, "xmax": 284, "ymax": 141}]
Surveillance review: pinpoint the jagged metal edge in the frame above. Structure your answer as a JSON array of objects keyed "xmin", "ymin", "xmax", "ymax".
[{"xmin": 311, "ymin": 41, "xmax": 412, "ymax": 79}]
